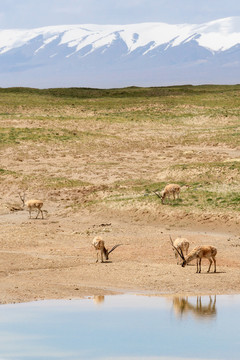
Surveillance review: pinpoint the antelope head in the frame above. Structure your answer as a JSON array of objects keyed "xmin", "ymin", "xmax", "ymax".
[
  {"xmin": 160, "ymin": 190, "xmax": 165, "ymax": 203},
  {"xmin": 181, "ymin": 259, "xmax": 187, "ymax": 267},
  {"xmin": 169, "ymin": 235, "xmax": 186, "ymax": 266}
]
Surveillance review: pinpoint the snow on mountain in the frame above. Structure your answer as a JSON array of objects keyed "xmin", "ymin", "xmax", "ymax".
[
  {"xmin": 1, "ymin": 17, "xmax": 240, "ymax": 55},
  {"xmin": 0, "ymin": 17, "xmax": 240, "ymax": 88}
]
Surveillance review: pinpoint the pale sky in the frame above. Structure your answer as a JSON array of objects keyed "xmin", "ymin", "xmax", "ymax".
[{"xmin": 0, "ymin": 0, "xmax": 240, "ymax": 29}]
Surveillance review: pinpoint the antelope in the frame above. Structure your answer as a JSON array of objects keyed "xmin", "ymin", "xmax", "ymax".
[
  {"xmin": 160, "ymin": 184, "xmax": 181, "ymax": 204},
  {"xmin": 172, "ymin": 240, "xmax": 217, "ymax": 273},
  {"xmin": 19, "ymin": 192, "xmax": 44, "ymax": 219},
  {"xmin": 170, "ymin": 237, "xmax": 190, "ymax": 264},
  {"xmin": 92, "ymin": 236, "xmax": 121, "ymax": 263}
]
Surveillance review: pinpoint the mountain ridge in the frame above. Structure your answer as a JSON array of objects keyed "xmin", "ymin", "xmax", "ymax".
[{"xmin": 0, "ymin": 17, "xmax": 240, "ymax": 88}]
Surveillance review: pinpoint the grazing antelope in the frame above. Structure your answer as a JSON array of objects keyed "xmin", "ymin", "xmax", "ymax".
[
  {"xmin": 172, "ymin": 241, "xmax": 217, "ymax": 273},
  {"xmin": 170, "ymin": 236, "xmax": 190, "ymax": 264},
  {"xmin": 92, "ymin": 236, "xmax": 121, "ymax": 263},
  {"xmin": 19, "ymin": 192, "xmax": 44, "ymax": 219},
  {"xmin": 160, "ymin": 184, "xmax": 181, "ymax": 204}
]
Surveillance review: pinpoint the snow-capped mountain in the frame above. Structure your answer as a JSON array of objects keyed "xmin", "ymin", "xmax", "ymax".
[{"xmin": 0, "ymin": 17, "xmax": 240, "ymax": 88}]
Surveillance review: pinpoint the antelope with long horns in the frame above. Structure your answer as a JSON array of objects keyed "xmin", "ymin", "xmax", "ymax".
[
  {"xmin": 170, "ymin": 236, "xmax": 217, "ymax": 273},
  {"xmin": 92, "ymin": 236, "xmax": 122, "ymax": 263},
  {"xmin": 19, "ymin": 192, "xmax": 44, "ymax": 219}
]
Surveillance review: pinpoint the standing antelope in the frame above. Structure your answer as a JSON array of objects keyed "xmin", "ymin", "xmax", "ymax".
[
  {"xmin": 172, "ymin": 241, "xmax": 217, "ymax": 273},
  {"xmin": 19, "ymin": 193, "xmax": 44, "ymax": 219},
  {"xmin": 160, "ymin": 184, "xmax": 181, "ymax": 204},
  {"xmin": 92, "ymin": 236, "xmax": 121, "ymax": 263},
  {"xmin": 170, "ymin": 237, "xmax": 190, "ymax": 264}
]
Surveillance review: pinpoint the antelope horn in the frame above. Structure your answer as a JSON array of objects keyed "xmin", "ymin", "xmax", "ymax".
[
  {"xmin": 108, "ymin": 244, "xmax": 122, "ymax": 255},
  {"xmin": 18, "ymin": 192, "xmax": 25, "ymax": 205},
  {"xmin": 169, "ymin": 235, "xmax": 185, "ymax": 261},
  {"xmin": 152, "ymin": 190, "xmax": 161, "ymax": 199}
]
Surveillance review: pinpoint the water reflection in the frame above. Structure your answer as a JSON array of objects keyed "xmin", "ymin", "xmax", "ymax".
[
  {"xmin": 93, "ymin": 295, "xmax": 105, "ymax": 305},
  {"xmin": 0, "ymin": 294, "xmax": 239, "ymax": 360},
  {"xmin": 172, "ymin": 295, "xmax": 217, "ymax": 320}
]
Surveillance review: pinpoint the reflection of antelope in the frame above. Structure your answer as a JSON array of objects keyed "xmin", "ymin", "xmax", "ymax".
[
  {"xmin": 92, "ymin": 236, "xmax": 121, "ymax": 263},
  {"xmin": 170, "ymin": 236, "xmax": 190, "ymax": 264},
  {"xmin": 171, "ymin": 239, "xmax": 217, "ymax": 273},
  {"xmin": 173, "ymin": 296, "xmax": 217, "ymax": 320},
  {"xmin": 160, "ymin": 184, "xmax": 181, "ymax": 204},
  {"xmin": 19, "ymin": 192, "xmax": 44, "ymax": 219},
  {"xmin": 93, "ymin": 295, "xmax": 105, "ymax": 305}
]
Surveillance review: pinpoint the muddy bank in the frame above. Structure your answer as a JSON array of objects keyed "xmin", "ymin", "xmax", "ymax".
[{"xmin": 1, "ymin": 207, "xmax": 240, "ymax": 304}]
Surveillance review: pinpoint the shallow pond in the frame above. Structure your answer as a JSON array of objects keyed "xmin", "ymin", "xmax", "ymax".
[{"xmin": 0, "ymin": 294, "xmax": 239, "ymax": 359}]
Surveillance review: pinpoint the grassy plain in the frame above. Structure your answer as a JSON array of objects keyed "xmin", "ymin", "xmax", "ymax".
[{"xmin": 0, "ymin": 85, "xmax": 239, "ymax": 215}]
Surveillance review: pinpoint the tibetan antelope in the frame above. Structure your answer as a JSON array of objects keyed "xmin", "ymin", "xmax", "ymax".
[
  {"xmin": 92, "ymin": 236, "xmax": 121, "ymax": 263},
  {"xmin": 172, "ymin": 242, "xmax": 217, "ymax": 273},
  {"xmin": 170, "ymin": 236, "xmax": 190, "ymax": 264},
  {"xmin": 160, "ymin": 184, "xmax": 181, "ymax": 204},
  {"xmin": 19, "ymin": 192, "xmax": 44, "ymax": 219}
]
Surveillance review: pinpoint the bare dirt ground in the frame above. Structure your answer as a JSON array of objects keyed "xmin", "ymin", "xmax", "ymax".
[
  {"xmin": 1, "ymin": 179, "xmax": 240, "ymax": 304},
  {"xmin": 0, "ymin": 111, "xmax": 240, "ymax": 304}
]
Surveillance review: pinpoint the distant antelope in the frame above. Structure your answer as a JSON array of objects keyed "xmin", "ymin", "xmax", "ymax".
[
  {"xmin": 19, "ymin": 192, "xmax": 44, "ymax": 219},
  {"xmin": 160, "ymin": 184, "xmax": 181, "ymax": 204},
  {"xmin": 172, "ymin": 241, "xmax": 217, "ymax": 273},
  {"xmin": 92, "ymin": 236, "xmax": 121, "ymax": 263},
  {"xmin": 170, "ymin": 236, "xmax": 190, "ymax": 264}
]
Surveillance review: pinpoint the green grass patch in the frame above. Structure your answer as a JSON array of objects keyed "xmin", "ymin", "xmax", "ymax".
[
  {"xmin": 0, "ymin": 168, "xmax": 17, "ymax": 176},
  {"xmin": 102, "ymin": 178, "xmax": 240, "ymax": 213},
  {"xmin": 173, "ymin": 161, "xmax": 240, "ymax": 172},
  {"xmin": 1, "ymin": 85, "xmax": 240, "ymax": 118},
  {"xmin": 0, "ymin": 127, "xmax": 104, "ymax": 145},
  {"xmin": 44, "ymin": 177, "xmax": 90, "ymax": 189}
]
